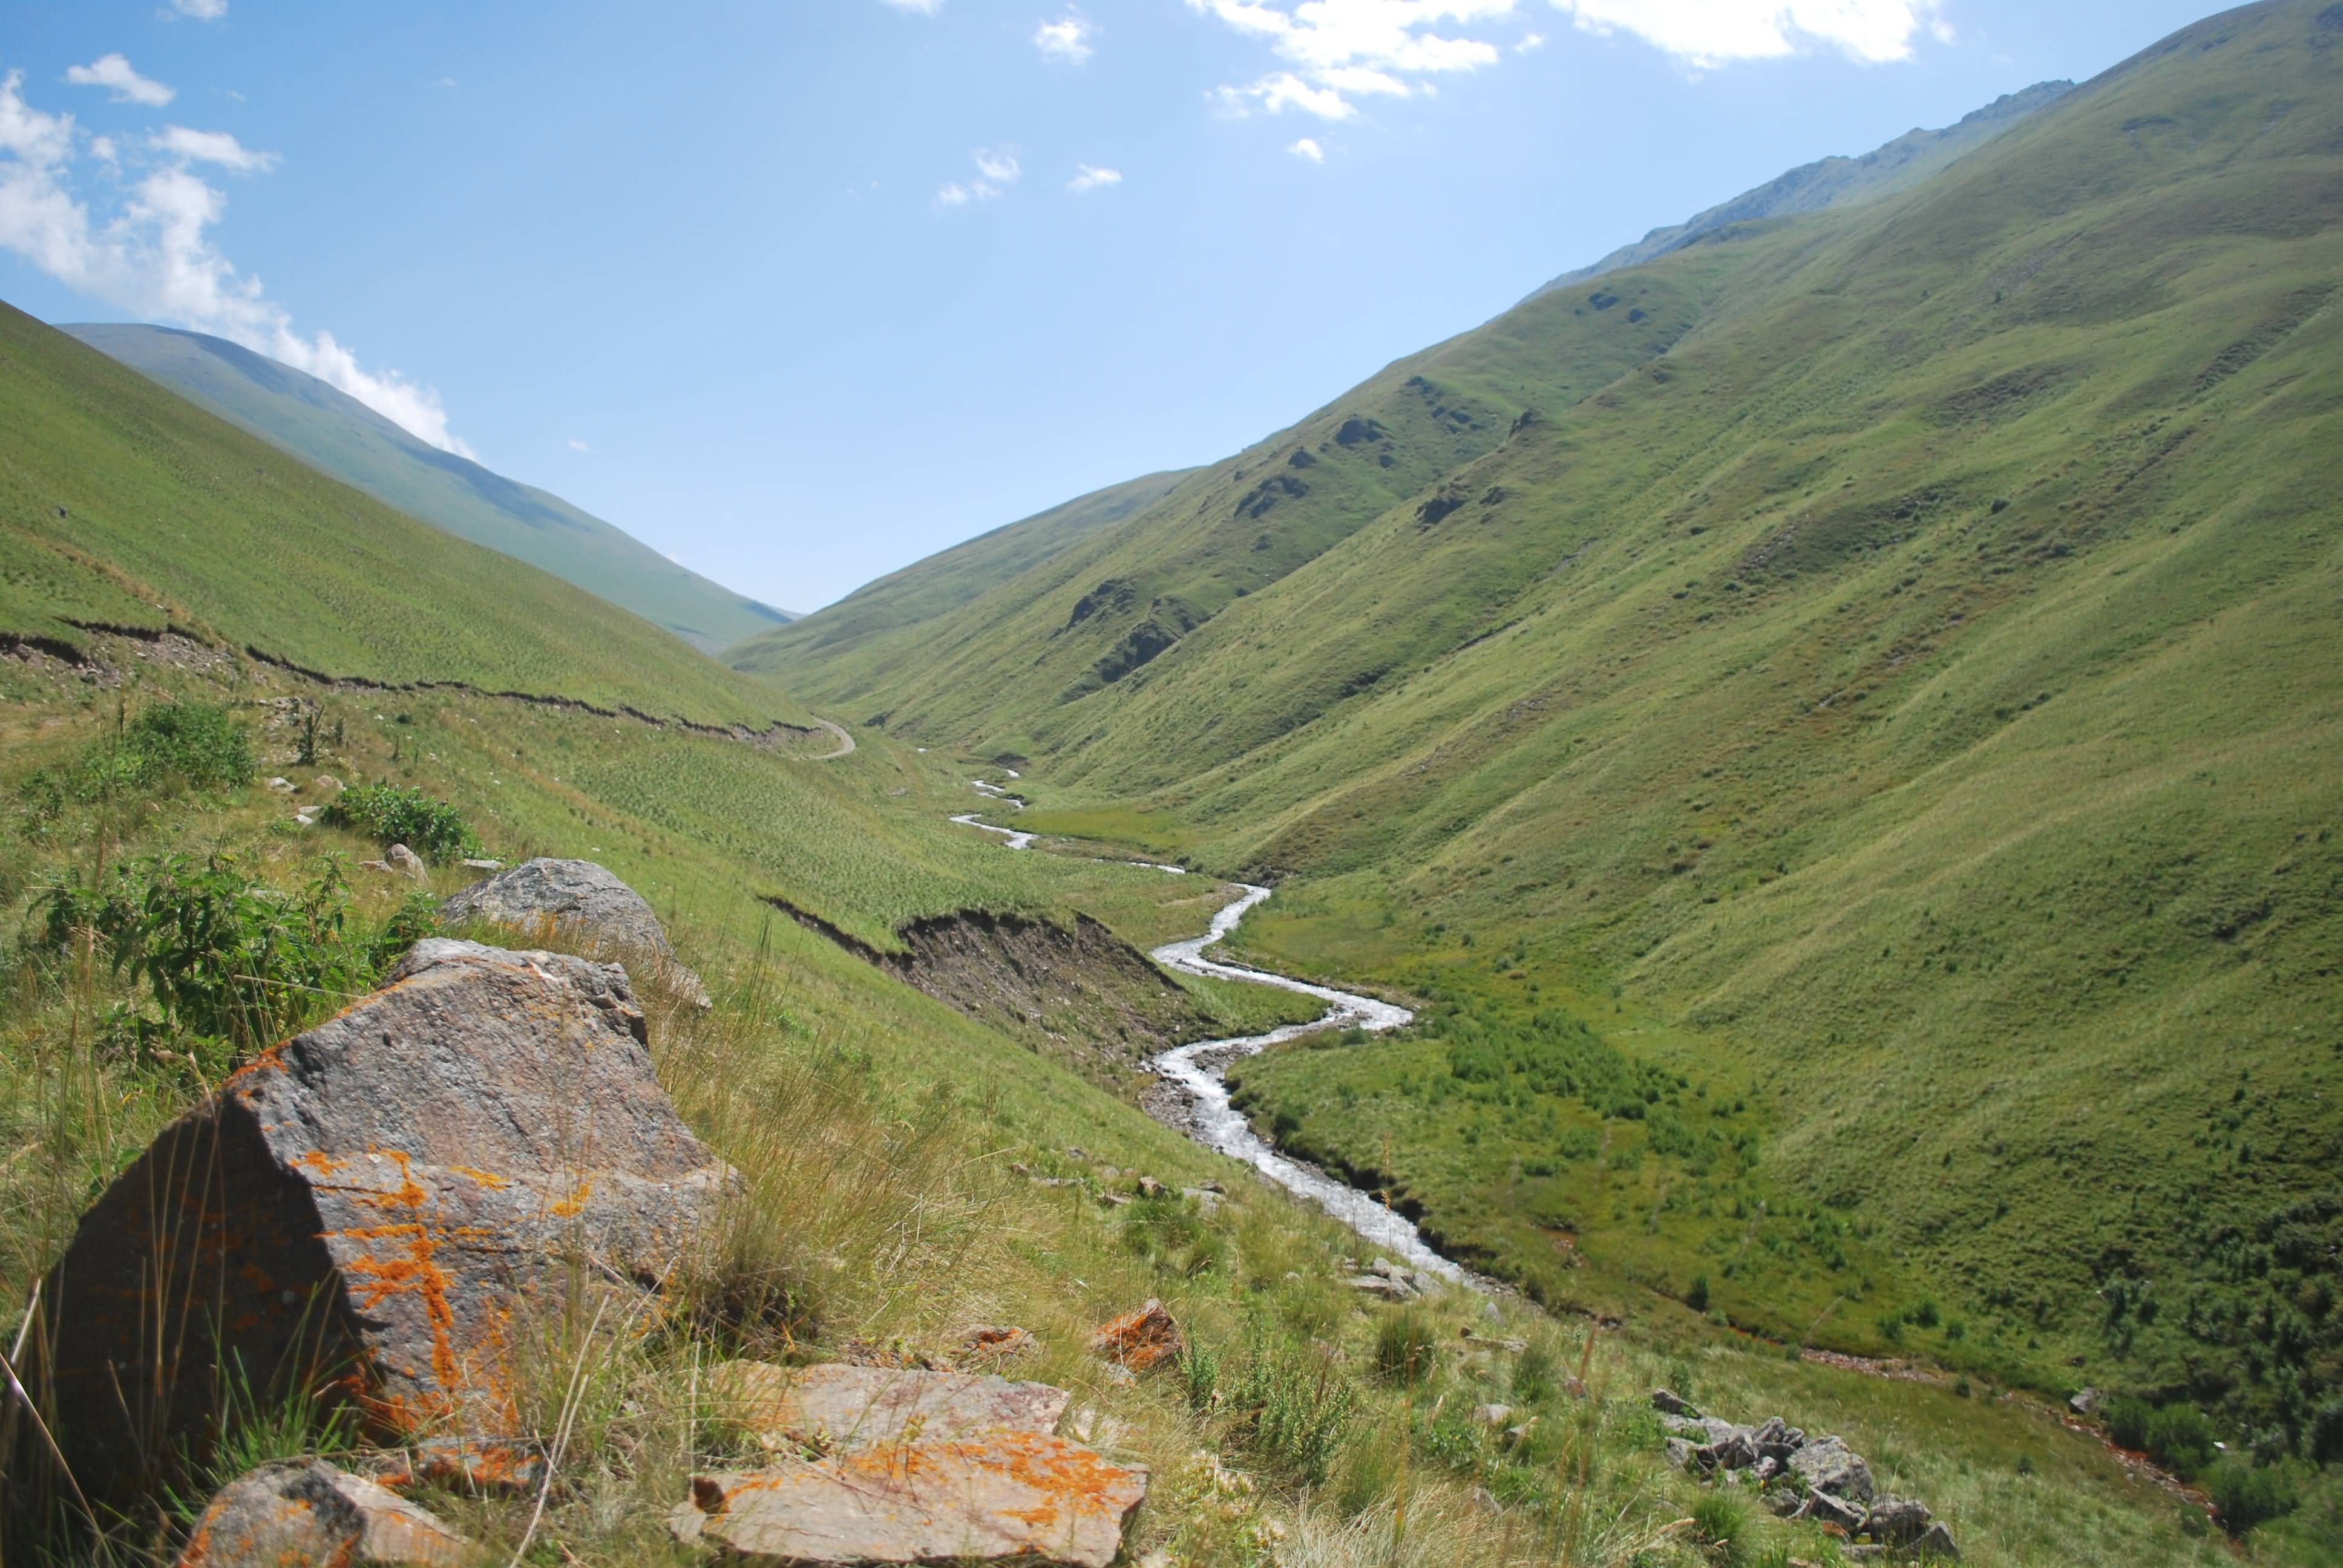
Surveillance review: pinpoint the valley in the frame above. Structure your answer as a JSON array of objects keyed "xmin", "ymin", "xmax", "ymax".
[{"xmin": 2, "ymin": 1, "xmax": 2339, "ymax": 1563}]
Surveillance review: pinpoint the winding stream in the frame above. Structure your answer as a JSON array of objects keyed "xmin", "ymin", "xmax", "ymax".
[{"xmin": 952, "ymin": 783, "xmax": 1466, "ymax": 1284}]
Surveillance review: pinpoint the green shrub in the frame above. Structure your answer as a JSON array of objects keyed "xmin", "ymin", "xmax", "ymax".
[
  {"xmin": 1373, "ymin": 1307, "xmax": 1441, "ymax": 1387},
  {"xmin": 2146, "ymin": 1403, "xmax": 2220, "ymax": 1480},
  {"xmin": 2312, "ymin": 1399, "xmax": 2343, "ymax": 1465},
  {"xmin": 2105, "ymin": 1394, "xmax": 2154, "ymax": 1451},
  {"xmin": 122, "ymin": 701, "xmax": 254, "ymax": 791},
  {"xmin": 1185, "ymin": 1315, "xmax": 1358, "ymax": 1485},
  {"xmin": 324, "ymin": 782, "xmax": 480, "ymax": 862},
  {"xmin": 33, "ymin": 852, "xmax": 437, "ymax": 1067},
  {"xmin": 1687, "ymin": 1273, "xmax": 1711, "ymax": 1313},
  {"xmin": 1688, "ymin": 1491, "xmax": 1750, "ymax": 1563},
  {"xmin": 2209, "ymin": 1460, "xmax": 2297, "ymax": 1536}
]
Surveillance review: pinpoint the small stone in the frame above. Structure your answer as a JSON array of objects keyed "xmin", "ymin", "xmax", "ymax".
[
  {"xmin": 957, "ymin": 1325, "xmax": 1038, "ymax": 1365},
  {"xmin": 1137, "ymin": 1175, "xmax": 1163, "ymax": 1198},
  {"xmin": 175, "ymin": 1460, "xmax": 471, "ymax": 1566},
  {"xmin": 383, "ymin": 843, "xmax": 429, "ymax": 883},
  {"xmin": 312, "ymin": 775, "xmax": 344, "ymax": 794},
  {"xmin": 1800, "ymin": 1489, "xmax": 1867, "ymax": 1534},
  {"xmin": 372, "ymin": 1437, "xmax": 548, "ymax": 1497},
  {"xmin": 265, "ymin": 776, "xmax": 296, "ymax": 794},
  {"xmin": 1092, "ymin": 1299, "xmax": 1183, "ymax": 1373},
  {"xmin": 2069, "ymin": 1386, "xmax": 2102, "ymax": 1416},
  {"xmin": 1652, "ymin": 1388, "xmax": 1699, "ymax": 1417},
  {"xmin": 1502, "ymin": 1420, "xmax": 1538, "ymax": 1448},
  {"xmin": 1665, "ymin": 1437, "xmax": 1697, "ymax": 1470},
  {"xmin": 1348, "ymin": 1273, "xmax": 1415, "ymax": 1301},
  {"xmin": 439, "ymin": 857, "xmax": 707, "ymax": 1005},
  {"xmin": 460, "ymin": 857, "xmax": 503, "ymax": 871},
  {"xmin": 1179, "ymin": 1186, "xmax": 1224, "ymax": 1214},
  {"xmin": 1762, "ymin": 1486, "xmax": 1802, "ymax": 1517},
  {"xmin": 1473, "ymin": 1403, "xmax": 1513, "ymax": 1428}
]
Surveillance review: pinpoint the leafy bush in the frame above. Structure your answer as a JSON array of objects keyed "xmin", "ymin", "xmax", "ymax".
[
  {"xmin": 2146, "ymin": 1403, "xmax": 2220, "ymax": 1480},
  {"xmin": 323, "ymin": 782, "xmax": 480, "ymax": 861},
  {"xmin": 2105, "ymin": 1394, "xmax": 2154, "ymax": 1451},
  {"xmin": 2209, "ymin": 1460, "xmax": 2298, "ymax": 1536},
  {"xmin": 33, "ymin": 852, "xmax": 437, "ymax": 1068},
  {"xmin": 14, "ymin": 701, "xmax": 253, "ymax": 828}
]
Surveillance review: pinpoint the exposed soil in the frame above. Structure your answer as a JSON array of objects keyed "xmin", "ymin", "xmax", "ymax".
[{"xmin": 768, "ymin": 899, "xmax": 1222, "ymax": 1082}]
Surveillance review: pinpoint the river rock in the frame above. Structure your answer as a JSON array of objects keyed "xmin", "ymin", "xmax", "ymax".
[
  {"xmin": 1789, "ymin": 1434, "xmax": 1876, "ymax": 1504},
  {"xmin": 672, "ymin": 1432, "xmax": 1147, "ymax": 1567},
  {"xmin": 439, "ymin": 857, "xmax": 708, "ymax": 1006},
  {"xmin": 710, "ymin": 1361, "xmax": 1071, "ymax": 1452},
  {"xmin": 174, "ymin": 1460, "xmax": 471, "ymax": 1567},
  {"xmin": 27, "ymin": 940, "xmax": 731, "ymax": 1503},
  {"xmin": 1092, "ymin": 1298, "xmax": 1183, "ymax": 1373}
]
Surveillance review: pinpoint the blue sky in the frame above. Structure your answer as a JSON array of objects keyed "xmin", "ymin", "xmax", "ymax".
[{"xmin": 2, "ymin": 1, "xmax": 2227, "ymax": 613}]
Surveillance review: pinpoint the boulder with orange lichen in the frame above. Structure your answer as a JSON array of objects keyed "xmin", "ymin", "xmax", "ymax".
[
  {"xmin": 709, "ymin": 1361, "xmax": 1070, "ymax": 1453},
  {"xmin": 1090, "ymin": 1298, "xmax": 1184, "ymax": 1374},
  {"xmin": 670, "ymin": 1431, "xmax": 1147, "ymax": 1567},
  {"xmin": 174, "ymin": 1459, "xmax": 471, "ymax": 1567},
  {"xmin": 19, "ymin": 939, "xmax": 732, "ymax": 1511}
]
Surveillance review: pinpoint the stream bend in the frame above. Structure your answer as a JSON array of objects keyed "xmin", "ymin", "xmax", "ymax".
[{"xmin": 952, "ymin": 785, "xmax": 1465, "ymax": 1284}]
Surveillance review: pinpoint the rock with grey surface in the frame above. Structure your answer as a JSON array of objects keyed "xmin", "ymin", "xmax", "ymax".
[
  {"xmin": 25, "ymin": 940, "xmax": 730, "ymax": 1506},
  {"xmin": 173, "ymin": 1460, "xmax": 471, "ymax": 1567},
  {"xmin": 439, "ymin": 856, "xmax": 709, "ymax": 1005}
]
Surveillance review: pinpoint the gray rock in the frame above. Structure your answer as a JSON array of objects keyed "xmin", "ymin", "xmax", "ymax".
[
  {"xmin": 675, "ymin": 1434, "xmax": 1147, "ymax": 1567},
  {"xmin": 1753, "ymin": 1414, "xmax": 1806, "ymax": 1462},
  {"xmin": 1349, "ymin": 1273, "xmax": 1418, "ymax": 1300},
  {"xmin": 28, "ymin": 940, "xmax": 732, "ymax": 1503},
  {"xmin": 1864, "ymin": 1495, "xmax": 1933, "ymax": 1546},
  {"xmin": 1698, "ymin": 1433, "xmax": 1761, "ymax": 1472},
  {"xmin": 2069, "ymin": 1386, "xmax": 2101, "ymax": 1416},
  {"xmin": 438, "ymin": 857, "xmax": 708, "ymax": 1006},
  {"xmin": 1800, "ymin": 1488, "xmax": 1867, "ymax": 1533},
  {"xmin": 1651, "ymin": 1388, "xmax": 1699, "ymax": 1416},
  {"xmin": 383, "ymin": 842, "xmax": 428, "ymax": 883},
  {"xmin": 1473, "ymin": 1403, "xmax": 1514, "ymax": 1428},
  {"xmin": 1789, "ymin": 1434, "xmax": 1876, "ymax": 1504},
  {"xmin": 1912, "ymin": 1521, "xmax": 1961, "ymax": 1559},
  {"xmin": 1761, "ymin": 1486, "xmax": 1803, "ymax": 1517},
  {"xmin": 1665, "ymin": 1437, "xmax": 1697, "ymax": 1470},
  {"xmin": 1661, "ymin": 1414, "xmax": 1712, "ymax": 1440},
  {"xmin": 710, "ymin": 1361, "xmax": 1071, "ymax": 1452},
  {"xmin": 174, "ymin": 1460, "xmax": 470, "ymax": 1567},
  {"xmin": 265, "ymin": 776, "xmax": 296, "ymax": 794}
]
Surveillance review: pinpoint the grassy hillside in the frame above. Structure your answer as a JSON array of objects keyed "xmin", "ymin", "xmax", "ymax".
[
  {"xmin": 729, "ymin": 467, "xmax": 1191, "ymax": 673},
  {"xmin": 762, "ymin": 0, "xmax": 2343, "ymax": 1453},
  {"xmin": 0, "ymin": 302, "xmax": 804, "ymax": 728},
  {"xmin": 1529, "ymin": 80, "xmax": 2072, "ymax": 296},
  {"xmin": 59, "ymin": 323, "xmax": 795, "ymax": 654}
]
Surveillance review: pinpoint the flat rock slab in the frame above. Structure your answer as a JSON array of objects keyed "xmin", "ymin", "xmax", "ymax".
[
  {"xmin": 675, "ymin": 1432, "xmax": 1146, "ymax": 1567},
  {"xmin": 31, "ymin": 940, "xmax": 732, "ymax": 1502},
  {"xmin": 711, "ymin": 1361, "xmax": 1071, "ymax": 1452},
  {"xmin": 176, "ymin": 1460, "xmax": 471, "ymax": 1567},
  {"xmin": 440, "ymin": 858, "xmax": 709, "ymax": 1005}
]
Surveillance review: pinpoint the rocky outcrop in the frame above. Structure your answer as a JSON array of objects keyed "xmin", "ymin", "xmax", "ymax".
[
  {"xmin": 440, "ymin": 858, "xmax": 709, "ymax": 1005},
  {"xmin": 674, "ymin": 1434, "xmax": 1147, "ymax": 1567},
  {"xmin": 25, "ymin": 940, "xmax": 731, "ymax": 1505},
  {"xmin": 174, "ymin": 1460, "xmax": 471, "ymax": 1567},
  {"xmin": 1655, "ymin": 1391, "xmax": 1956, "ymax": 1558}
]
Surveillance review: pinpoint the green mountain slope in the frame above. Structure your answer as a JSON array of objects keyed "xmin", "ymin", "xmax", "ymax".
[
  {"xmin": 1, "ymin": 302, "xmax": 803, "ymax": 727},
  {"xmin": 59, "ymin": 322, "xmax": 795, "ymax": 653},
  {"xmin": 728, "ymin": 468, "xmax": 1192, "ymax": 675},
  {"xmin": 1527, "ymin": 80, "xmax": 2073, "ymax": 297},
  {"xmin": 761, "ymin": 0, "xmax": 2343, "ymax": 1435}
]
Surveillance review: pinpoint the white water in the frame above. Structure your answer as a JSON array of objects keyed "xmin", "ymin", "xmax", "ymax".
[{"xmin": 955, "ymin": 780, "xmax": 1464, "ymax": 1284}]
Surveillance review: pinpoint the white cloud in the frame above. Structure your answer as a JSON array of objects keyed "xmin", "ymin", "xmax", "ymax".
[
  {"xmin": 567, "ymin": 437, "xmax": 592, "ymax": 452},
  {"xmin": 1035, "ymin": 13, "xmax": 1097, "ymax": 63},
  {"xmin": 973, "ymin": 146, "xmax": 1021, "ymax": 183},
  {"xmin": 1548, "ymin": 1, "xmax": 1945, "ymax": 68},
  {"xmin": 1515, "ymin": 31, "xmax": 1546, "ymax": 51},
  {"xmin": 878, "ymin": 0, "xmax": 944, "ymax": 12},
  {"xmin": 170, "ymin": 0, "xmax": 229, "ymax": 18},
  {"xmin": 0, "ymin": 71, "xmax": 471, "ymax": 455},
  {"xmin": 937, "ymin": 147, "xmax": 1021, "ymax": 207},
  {"xmin": 1187, "ymin": 0, "xmax": 1516, "ymax": 123},
  {"xmin": 1067, "ymin": 163, "xmax": 1121, "ymax": 193},
  {"xmin": 65, "ymin": 54, "xmax": 175, "ymax": 108},
  {"xmin": 1289, "ymin": 136, "xmax": 1326, "ymax": 162},
  {"xmin": 154, "ymin": 125, "xmax": 276, "ymax": 172}
]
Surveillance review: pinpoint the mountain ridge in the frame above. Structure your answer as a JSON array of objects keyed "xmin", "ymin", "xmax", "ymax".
[{"xmin": 59, "ymin": 322, "xmax": 796, "ymax": 654}]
